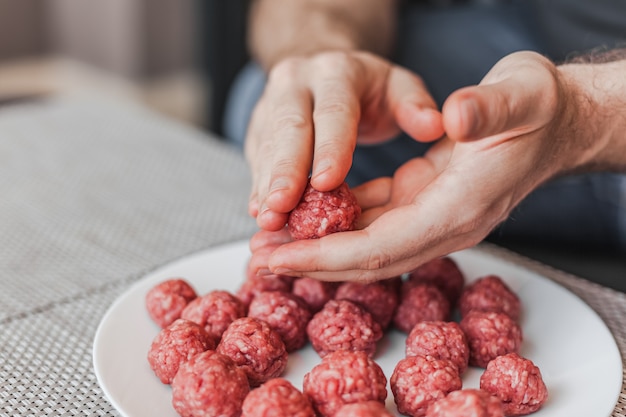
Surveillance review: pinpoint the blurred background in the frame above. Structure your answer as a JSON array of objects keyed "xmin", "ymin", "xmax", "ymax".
[{"xmin": 0, "ymin": 0, "xmax": 249, "ymax": 134}]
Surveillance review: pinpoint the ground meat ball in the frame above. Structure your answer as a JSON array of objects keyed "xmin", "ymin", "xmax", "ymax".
[
  {"xmin": 426, "ymin": 389, "xmax": 504, "ymax": 417},
  {"xmin": 480, "ymin": 353, "xmax": 548, "ymax": 416},
  {"xmin": 407, "ymin": 257, "xmax": 465, "ymax": 305},
  {"xmin": 171, "ymin": 350, "xmax": 249, "ymax": 417},
  {"xmin": 458, "ymin": 275, "xmax": 521, "ymax": 321},
  {"xmin": 392, "ymin": 283, "xmax": 450, "ymax": 333},
  {"xmin": 391, "ymin": 355, "xmax": 462, "ymax": 417},
  {"xmin": 335, "ymin": 401, "xmax": 394, "ymax": 417},
  {"xmin": 287, "ymin": 182, "xmax": 361, "ymax": 240},
  {"xmin": 147, "ymin": 319, "xmax": 215, "ymax": 384},
  {"xmin": 307, "ymin": 299, "xmax": 383, "ymax": 358},
  {"xmin": 248, "ymin": 291, "xmax": 312, "ymax": 352},
  {"xmin": 460, "ymin": 310, "xmax": 523, "ymax": 368},
  {"xmin": 335, "ymin": 281, "xmax": 399, "ymax": 329},
  {"xmin": 237, "ymin": 273, "xmax": 294, "ymax": 309},
  {"xmin": 405, "ymin": 321, "xmax": 470, "ymax": 374},
  {"xmin": 303, "ymin": 350, "xmax": 387, "ymax": 417},
  {"xmin": 241, "ymin": 378, "xmax": 315, "ymax": 417},
  {"xmin": 146, "ymin": 278, "xmax": 197, "ymax": 328},
  {"xmin": 217, "ymin": 317, "xmax": 288, "ymax": 386},
  {"xmin": 181, "ymin": 290, "xmax": 246, "ymax": 342},
  {"xmin": 292, "ymin": 277, "xmax": 339, "ymax": 313}
]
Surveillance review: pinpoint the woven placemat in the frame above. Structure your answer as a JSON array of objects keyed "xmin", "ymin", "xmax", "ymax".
[
  {"xmin": 0, "ymin": 95, "xmax": 257, "ymax": 416},
  {"xmin": 0, "ymin": 96, "xmax": 624, "ymax": 416}
]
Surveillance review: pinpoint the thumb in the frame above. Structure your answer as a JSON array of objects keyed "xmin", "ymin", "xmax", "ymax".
[{"xmin": 442, "ymin": 54, "xmax": 558, "ymax": 142}]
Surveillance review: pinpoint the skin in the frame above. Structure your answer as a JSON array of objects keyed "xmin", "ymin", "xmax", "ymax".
[{"xmin": 245, "ymin": 0, "xmax": 626, "ymax": 282}]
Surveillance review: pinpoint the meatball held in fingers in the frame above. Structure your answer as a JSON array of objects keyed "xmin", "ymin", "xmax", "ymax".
[{"xmin": 287, "ymin": 181, "xmax": 361, "ymax": 240}]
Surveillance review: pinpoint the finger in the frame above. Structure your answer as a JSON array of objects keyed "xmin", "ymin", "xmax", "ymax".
[
  {"xmin": 249, "ymin": 228, "xmax": 292, "ymax": 252},
  {"xmin": 248, "ymin": 106, "xmax": 287, "ymax": 230},
  {"xmin": 245, "ymin": 99, "xmax": 268, "ymax": 218},
  {"xmin": 443, "ymin": 58, "xmax": 556, "ymax": 142},
  {"xmin": 309, "ymin": 57, "xmax": 361, "ymax": 191},
  {"xmin": 262, "ymin": 65, "xmax": 315, "ymax": 211},
  {"xmin": 388, "ymin": 66, "xmax": 444, "ymax": 142},
  {"xmin": 248, "ymin": 244, "xmax": 281, "ymax": 276},
  {"xmin": 351, "ymin": 177, "xmax": 392, "ymax": 210},
  {"xmin": 357, "ymin": 206, "xmax": 389, "ymax": 229}
]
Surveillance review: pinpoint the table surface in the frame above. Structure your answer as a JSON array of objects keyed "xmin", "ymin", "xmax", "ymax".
[{"xmin": 0, "ymin": 95, "xmax": 624, "ymax": 416}]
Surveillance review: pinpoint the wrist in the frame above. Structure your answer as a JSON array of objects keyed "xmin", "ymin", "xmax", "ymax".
[
  {"xmin": 257, "ymin": 33, "xmax": 359, "ymax": 72},
  {"xmin": 248, "ymin": 1, "xmax": 395, "ymax": 72},
  {"xmin": 555, "ymin": 59, "xmax": 626, "ymax": 173}
]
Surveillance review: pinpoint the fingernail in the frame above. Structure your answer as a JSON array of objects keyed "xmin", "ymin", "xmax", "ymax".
[
  {"xmin": 259, "ymin": 202, "xmax": 269, "ymax": 216},
  {"xmin": 272, "ymin": 268, "xmax": 291, "ymax": 275},
  {"xmin": 256, "ymin": 268, "xmax": 272, "ymax": 276}
]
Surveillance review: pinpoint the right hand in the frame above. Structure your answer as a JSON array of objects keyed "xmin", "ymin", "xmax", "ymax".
[{"xmin": 245, "ymin": 50, "xmax": 444, "ymax": 232}]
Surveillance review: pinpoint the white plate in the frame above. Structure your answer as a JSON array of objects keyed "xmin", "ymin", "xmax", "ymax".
[{"xmin": 93, "ymin": 240, "xmax": 622, "ymax": 417}]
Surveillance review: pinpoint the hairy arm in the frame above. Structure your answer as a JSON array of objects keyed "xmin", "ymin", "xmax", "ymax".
[
  {"xmin": 557, "ymin": 51, "xmax": 626, "ymax": 174},
  {"xmin": 248, "ymin": 0, "xmax": 397, "ymax": 71}
]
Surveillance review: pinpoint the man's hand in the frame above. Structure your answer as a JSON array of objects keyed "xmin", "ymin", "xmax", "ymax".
[{"xmin": 249, "ymin": 51, "xmax": 625, "ymax": 282}]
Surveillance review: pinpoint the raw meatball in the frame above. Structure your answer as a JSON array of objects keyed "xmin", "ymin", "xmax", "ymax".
[
  {"xmin": 306, "ymin": 299, "xmax": 383, "ymax": 358},
  {"xmin": 171, "ymin": 350, "xmax": 249, "ymax": 417},
  {"xmin": 460, "ymin": 310, "xmax": 523, "ymax": 368},
  {"xmin": 480, "ymin": 353, "xmax": 548, "ymax": 416},
  {"xmin": 405, "ymin": 321, "xmax": 469, "ymax": 374},
  {"xmin": 391, "ymin": 355, "xmax": 462, "ymax": 417},
  {"xmin": 335, "ymin": 401, "xmax": 394, "ymax": 417},
  {"xmin": 147, "ymin": 319, "xmax": 215, "ymax": 384},
  {"xmin": 237, "ymin": 273, "xmax": 294, "ymax": 309},
  {"xmin": 335, "ymin": 281, "xmax": 399, "ymax": 329},
  {"xmin": 292, "ymin": 277, "xmax": 338, "ymax": 313},
  {"xmin": 146, "ymin": 278, "xmax": 197, "ymax": 328},
  {"xmin": 248, "ymin": 291, "xmax": 312, "ymax": 352},
  {"xmin": 181, "ymin": 290, "xmax": 246, "ymax": 341},
  {"xmin": 241, "ymin": 378, "xmax": 315, "ymax": 417},
  {"xmin": 426, "ymin": 389, "xmax": 504, "ymax": 417},
  {"xmin": 407, "ymin": 257, "xmax": 465, "ymax": 305},
  {"xmin": 393, "ymin": 283, "xmax": 450, "ymax": 333},
  {"xmin": 458, "ymin": 275, "xmax": 521, "ymax": 321},
  {"xmin": 217, "ymin": 317, "xmax": 288, "ymax": 387},
  {"xmin": 303, "ymin": 350, "xmax": 387, "ymax": 417},
  {"xmin": 287, "ymin": 182, "xmax": 361, "ymax": 240}
]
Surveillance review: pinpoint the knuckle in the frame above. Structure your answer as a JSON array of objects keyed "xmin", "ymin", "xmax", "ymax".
[
  {"xmin": 272, "ymin": 157, "xmax": 299, "ymax": 175},
  {"xmin": 313, "ymin": 99, "xmax": 354, "ymax": 119},
  {"xmin": 313, "ymin": 50, "xmax": 353, "ymax": 68},
  {"xmin": 271, "ymin": 112, "xmax": 308, "ymax": 133},
  {"xmin": 268, "ymin": 57, "xmax": 304, "ymax": 83},
  {"xmin": 312, "ymin": 51, "xmax": 364, "ymax": 79}
]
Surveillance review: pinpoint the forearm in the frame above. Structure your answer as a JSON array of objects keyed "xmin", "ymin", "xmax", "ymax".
[
  {"xmin": 557, "ymin": 52, "xmax": 626, "ymax": 173},
  {"xmin": 248, "ymin": 0, "xmax": 397, "ymax": 71}
]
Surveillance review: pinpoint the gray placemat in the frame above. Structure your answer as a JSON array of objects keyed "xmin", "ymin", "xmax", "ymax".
[
  {"xmin": 0, "ymin": 95, "xmax": 257, "ymax": 416},
  {"xmin": 0, "ymin": 95, "xmax": 624, "ymax": 416}
]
